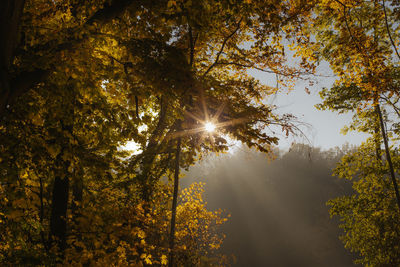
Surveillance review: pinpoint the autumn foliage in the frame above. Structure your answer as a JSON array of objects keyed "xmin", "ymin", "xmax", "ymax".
[{"xmin": 3, "ymin": 0, "xmax": 400, "ymax": 266}]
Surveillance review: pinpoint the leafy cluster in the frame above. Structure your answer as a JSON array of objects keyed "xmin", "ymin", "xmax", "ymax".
[
  {"xmin": 328, "ymin": 141, "xmax": 400, "ymax": 266},
  {"xmin": 304, "ymin": 1, "xmax": 400, "ymax": 265}
]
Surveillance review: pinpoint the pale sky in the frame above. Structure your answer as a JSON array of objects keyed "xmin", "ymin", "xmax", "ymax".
[
  {"xmin": 124, "ymin": 61, "xmax": 369, "ymax": 154},
  {"xmin": 250, "ymin": 64, "xmax": 369, "ymax": 150},
  {"xmin": 125, "ymin": 69, "xmax": 369, "ymax": 154}
]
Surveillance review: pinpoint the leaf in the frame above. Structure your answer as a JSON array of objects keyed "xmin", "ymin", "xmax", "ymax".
[{"xmin": 161, "ymin": 255, "xmax": 168, "ymax": 265}]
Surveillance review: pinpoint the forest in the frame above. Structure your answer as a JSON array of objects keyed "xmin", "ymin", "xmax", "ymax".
[{"xmin": 1, "ymin": 0, "xmax": 400, "ymax": 266}]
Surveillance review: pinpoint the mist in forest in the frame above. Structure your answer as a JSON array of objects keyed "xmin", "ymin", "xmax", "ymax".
[{"xmin": 182, "ymin": 144, "xmax": 359, "ymax": 267}]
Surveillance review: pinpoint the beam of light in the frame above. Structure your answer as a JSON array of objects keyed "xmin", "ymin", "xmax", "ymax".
[
  {"xmin": 200, "ymin": 88, "xmax": 210, "ymax": 122},
  {"xmin": 211, "ymin": 101, "xmax": 226, "ymax": 121},
  {"xmin": 204, "ymin": 121, "xmax": 216, "ymax": 132},
  {"xmin": 166, "ymin": 114, "xmax": 254, "ymax": 140},
  {"xmin": 167, "ymin": 92, "xmax": 255, "ymax": 143}
]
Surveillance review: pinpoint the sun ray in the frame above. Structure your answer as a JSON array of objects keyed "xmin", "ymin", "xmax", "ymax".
[
  {"xmin": 200, "ymin": 88, "xmax": 210, "ymax": 122},
  {"xmin": 197, "ymin": 132, "xmax": 206, "ymax": 149},
  {"xmin": 166, "ymin": 126, "xmax": 207, "ymax": 140},
  {"xmin": 184, "ymin": 109, "xmax": 204, "ymax": 124},
  {"xmin": 208, "ymin": 132, "xmax": 215, "ymax": 147},
  {"xmin": 165, "ymin": 88, "xmax": 258, "ymax": 145},
  {"xmin": 215, "ymin": 116, "xmax": 253, "ymax": 128},
  {"xmin": 166, "ymin": 115, "xmax": 254, "ymax": 141},
  {"xmin": 211, "ymin": 101, "xmax": 227, "ymax": 121}
]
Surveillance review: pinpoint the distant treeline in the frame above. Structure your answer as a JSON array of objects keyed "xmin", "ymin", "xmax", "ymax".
[{"xmin": 184, "ymin": 143, "xmax": 359, "ymax": 267}]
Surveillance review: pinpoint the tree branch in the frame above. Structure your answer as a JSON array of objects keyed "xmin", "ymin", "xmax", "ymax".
[
  {"xmin": 202, "ymin": 18, "xmax": 243, "ymax": 77},
  {"xmin": 1, "ymin": 0, "xmax": 139, "ymax": 116},
  {"xmin": 382, "ymin": 0, "xmax": 400, "ymax": 61},
  {"xmin": 215, "ymin": 61, "xmax": 331, "ymax": 78},
  {"xmin": 333, "ymin": 0, "xmax": 364, "ymax": 54},
  {"xmin": 86, "ymin": 0, "xmax": 137, "ymax": 25}
]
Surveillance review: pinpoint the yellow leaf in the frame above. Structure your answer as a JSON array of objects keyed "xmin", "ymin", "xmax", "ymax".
[
  {"xmin": 137, "ymin": 229, "xmax": 146, "ymax": 239},
  {"xmin": 25, "ymin": 178, "xmax": 35, "ymax": 186},
  {"xmin": 31, "ymin": 114, "xmax": 43, "ymax": 126},
  {"xmin": 161, "ymin": 255, "xmax": 168, "ymax": 265},
  {"xmin": 20, "ymin": 171, "xmax": 28, "ymax": 179},
  {"xmin": 167, "ymin": 0, "xmax": 176, "ymax": 8},
  {"xmin": 144, "ymin": 255, "xmax": 152, "ymax": 265}
]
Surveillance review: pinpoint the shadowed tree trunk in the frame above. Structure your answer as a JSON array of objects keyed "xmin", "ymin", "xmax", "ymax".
[
  {"xmin": 168, "ymin": 26, "xmax": 195, "ymax": 266},
  {"xmin": 0, "ymin": 0, "xmax": 25, "ymax": 117},
  {"xmin": 168, "ymin": 136, "xmax": 181, "ymax": 267},
  {"xmin": 49, "ymin": 160, "xmax": 70, "ymax": 256},
  {"xmin": 377, "ymin": 103, "xmax": 400, "ymax": 213},
  {"xmin": 137, "ymin": 96, "xmax": 168, "ymax": 202},
  {"xmin": 48, "ymin": 83, "xmax": 76, "ymax": 257},
  {"xmin": 374, "ymin": 105, "xmax": 382, "ymax": 161}
]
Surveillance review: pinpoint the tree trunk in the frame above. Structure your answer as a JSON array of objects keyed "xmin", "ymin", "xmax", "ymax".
[
  {"xmin": 49, "ymin": 87, "xmax": 75, "ymax": 257},
  {"xmin": 374, "ymin": 105, "xmax": 382, "ymax": 161},
  {"xmin": 377, "ymin": 103, "xmax": 400, "ymax": 213},
  {"xmin": 168, "ymin": 137, "xmax": 181, "ymax": 267},
  {"xmin": 138, "ymin": 96, "xmax": 167, "ymax": 202},
  {"xmin": 0, "ymin": 0, "xmax": 25, "ymax": 117},
  {"xmin": 49, "ymin": 168, "xmax": 70, "ymax": 256},
  {"xmin": 71, "ymin": 170, "xmax": 83, "ymax": 225}
]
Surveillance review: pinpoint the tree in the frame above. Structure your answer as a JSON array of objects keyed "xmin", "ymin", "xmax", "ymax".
[
  {"xmin": 304, "ymin": 1, "xmax": 400, "ymax": 263},
  {"xmin": 307, "ymin": 0, "xmax": 400, "ymax": 210},
  {"xmin": 328, "ymin": 141, "xmax": 400, "ymax": 266}
]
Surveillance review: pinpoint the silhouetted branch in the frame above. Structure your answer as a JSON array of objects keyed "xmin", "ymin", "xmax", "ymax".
[
  {"xmin": 382, "ymin": 0, "xmax": 400, "ymax": 61},
  {"xmin": 203, "ymin": 18, "xmax": 243, "ymax": 77}
]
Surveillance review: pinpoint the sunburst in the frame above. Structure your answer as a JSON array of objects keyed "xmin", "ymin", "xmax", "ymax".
[
  {"xmin": 204, "ymin": 121, "xmax": 216, "ymax": 132},
  {"xmin": 167, "ymin": 89, "xmax": 252, "ymax": 144}
]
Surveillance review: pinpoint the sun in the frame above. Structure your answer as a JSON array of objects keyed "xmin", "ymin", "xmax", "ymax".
[{"xmin": 204, "ymin": 121, "xmax": 216, "ymax": 133}]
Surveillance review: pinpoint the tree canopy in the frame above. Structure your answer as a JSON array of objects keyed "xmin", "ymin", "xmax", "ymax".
[{"xmin": 306, "ymin": 0, "xmax": 400, "ymax": 265}]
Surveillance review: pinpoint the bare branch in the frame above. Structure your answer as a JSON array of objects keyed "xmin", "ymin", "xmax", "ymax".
[
  {"xmin": 215, "ymin": 61, "xmax": 332, "ymax": 78},
  {"xmin": 202, "ymin": 18, "xmax": 243, "ymax": 77}
]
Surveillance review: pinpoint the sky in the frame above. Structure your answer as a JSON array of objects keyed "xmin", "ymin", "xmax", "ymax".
[
  {"xmin": 124, "ymin": 59, "xmax": 370, "ymax": 153},
  {"xmin": 124, "ymin": 72, "xmax": 369, "ymax": 153},
  {"xmin": 250, "ymin": 63, "xmax": 369, "ymax": 150}
]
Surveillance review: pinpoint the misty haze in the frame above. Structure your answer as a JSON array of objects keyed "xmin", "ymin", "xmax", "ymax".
[{"xmin": 183, "ymin": 144, "xmax": 358, "ymax": 267}]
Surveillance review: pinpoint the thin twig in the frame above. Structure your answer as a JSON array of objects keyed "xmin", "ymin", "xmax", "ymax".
[
  {"xmin": 214, "ymin": 61, "xmax": 333, "ymax": 78},
  {"xmin": 202, "ymin": 18, "xmax": 243, "ymax": 77},
  {"xmin": 382, "ymin": 0, "xmax": 400, "ymax": 60}
]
